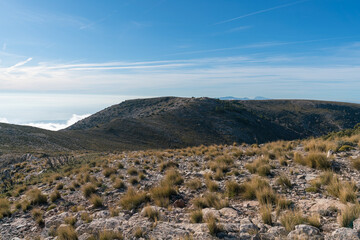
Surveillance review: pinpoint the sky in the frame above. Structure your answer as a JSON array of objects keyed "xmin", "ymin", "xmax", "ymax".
[{"xmin": 0, "ymin": 0, "xmax": 360, "ymax": 130}]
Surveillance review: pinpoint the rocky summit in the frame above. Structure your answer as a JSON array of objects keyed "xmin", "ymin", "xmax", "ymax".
[{"xmin": 1, "ymin": 125, "xmax": 360, "ymax": 239}]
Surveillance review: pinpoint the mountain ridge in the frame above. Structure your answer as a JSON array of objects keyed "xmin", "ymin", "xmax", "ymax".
[{"xmin": 1, "ymin": 97, "xmax": 360, "ymax": 153}]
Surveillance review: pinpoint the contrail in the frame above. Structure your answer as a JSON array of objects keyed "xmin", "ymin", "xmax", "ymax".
[{"xmin": 215, "ymin": 0, "xmax": 310, "ymax": 25}]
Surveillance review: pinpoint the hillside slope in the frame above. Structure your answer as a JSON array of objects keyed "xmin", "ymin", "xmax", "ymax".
[{"xmin": 65, "ymin": 97, "xmax": 360, "ymax": 149}]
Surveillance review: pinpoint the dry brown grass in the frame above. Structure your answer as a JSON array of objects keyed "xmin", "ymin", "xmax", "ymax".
[
  {"xmin": 245, "ymin": 158, "xmax": 271, "ymax": 176},
  {"xmin": 0, "ymin": 198, "xmax": 11, "ymax": 219},
  {"xmin": 26, "ymin": 188, "xmax": 47, "ymax": 205},
  {"xmin": 190, "ymin": 210, "xmax": 203, "ymax": 223},
  {"xmin": 142, "ymin": 206, "xmax": 159, "ymax": 221},
  {"xmin": 119, "ymin": 188, "xmax": 148, "ymax": 210},
  {"xmin": 280, "ymin": 210, "xmax": 306, "ymax": 232},
  {"xmin": 192, "ymin": 193, "xmax": 228, "ymax": 210},
  {"xmin": 260, "ymin": 204, "xmax": 272, "ymax": 225},
  {"xmin": 150, "ymin": 182, "xmax": 177, "ymax": 207},
  {"xmin": 338, "ymin": 204, "xmax": 360, "ymax": 228}
]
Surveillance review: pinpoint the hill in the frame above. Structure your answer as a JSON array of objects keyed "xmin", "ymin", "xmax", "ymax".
[
  {"xmin": 1, "ymin": 124, "xmax": 360, "ymax": 239},
  {"xmin": 2, "ymin": 97, "xmax": 360, "ymax": 153},
  {"xmin": 65, "ymin": 97, "xmax": 360, "ymax": 149}
]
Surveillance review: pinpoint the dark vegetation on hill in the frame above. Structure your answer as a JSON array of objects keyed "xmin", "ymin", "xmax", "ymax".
[
  {"xmin": 65, "ymin": 97, "xmax": 360, "ymax": 149},
  {"xmin": 1, "ymin": 97, "xmax": 360, "ymax": 155}
]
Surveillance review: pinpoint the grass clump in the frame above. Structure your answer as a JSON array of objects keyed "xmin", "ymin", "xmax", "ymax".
[
  {"xmin": 103, "ymin": 167, "xmax": 117, "ymax": 178},
  {"xmin": 260, "ymin": 204, "xmax": 272, "ymax": 225},
  {"xmin": 338, "ymin": 204, "xmax": 360, "ymax": 228},
  {"xmin": 206, "ymin": 180, "xmax": 219, "ymax": 192},
  {"xmin": 206, "ymin": 213, "xmax": 223, "ymax": 236},
  {"xmin": 64, "ymin": 216, "xmax": 77, "ymax": 226},
  {"xmin": 0, "ymin": 198, "xmax": 11, "ymax": 219},
  {"xmin": 245, "ymin": 158, "xmax": 271, "ymax": 176},
  {"xmin": 326, "ymin": 176, "xmax": 357, "ymax": 203},
  {"xmin": 280, "ymin": 210, "xmax": 307, "ymax": 232},
  {"xmin": 31, "ymin": 208, "xmax": 44, "ymax": 226},
  {"xmin": 190, "ymin": 210, "xmax": 203, "ymax": 223},
  {"xmin": 275, "ymin": 175, "xmax": 292, "ymax": 189},
  {"xmin": 186, "ymin": 178, "xmax": 202, "ymax": 190},
  {"xmin": 26, "ymin": 188, "xmax": 47, "ymax": 205},
  {"xmin": 90, "ymin": 194, "xmax": 103, "ymax": 208},
  {"xmin": 164, "ymin": 168, "xmax": 184, "ymax": 185},
  {"xmin": 127, "ymin": 167, "xmax": 138, "ymax": 176},
  {"xmin": 50, "ymin": 190, "xmax": 61, "ymax": 202},
  {"xmin": 119, "ymin": 188, "xmax": 148, "ymax": 210},
  {"xmin": 159, "ymin": 160, "xmax": 178, "ymax": 171},
  {"xmin": 57, "ymin": 225, "xmax": 78, "ymax": 240},
  {"xmin": 150, "ymin": 183, "xmax": 177, "ymax": 207},
  {"xmin": 98, "ymin": 230, "xmax": 123, "ymax": 240},
  {"xmin": 351, "ymin": 157, "xmax": 360, "ymax": 171},
  {"xmin": 256, "ymin": 187, "xmax": 277, "ymax": 206},
  {"xmin": 305, "ymin": 152, "xmax": 331, "ymax": 170},
  {"xmin": 142, "ymin": 206, "xmax": 159, "ymax": 221},
  {"xmin": 193, "ymin": 193, "xmax": 228, "ymax": 210},
  {"xmin": 239, "ymin": 177, "xmax": 270, "ymax": 200},
  {"xmin": 82, "ymin": 183, "xmax": 97, "ymax": 198},
  {"xmin": 225, "ymin": 181, "xmax": 242, "ymax": 198},
  {"xmin": 113, "ymin": 179, "xmax": 126, "ymax": 190}
]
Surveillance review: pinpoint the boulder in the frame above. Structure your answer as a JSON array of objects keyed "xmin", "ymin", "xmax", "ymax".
[
  {"xmin": 287, "ymin": 224, "xmax": 323, "ymax": 240},
  {"xmin": 331, "ymin": 227, "xmax": 360, "ymax": 240}
]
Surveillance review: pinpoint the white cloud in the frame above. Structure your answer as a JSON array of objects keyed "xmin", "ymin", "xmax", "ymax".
[
  {"xmin": 25, "ymin": 114, "xmax": 90, "ymax": 131},
  {"xmin": 0, "ymin": 117, "xmax": 9, "ymax": 123},
  {"xmin": 6, "ymin": 57, "xmax": 32, "ymax": 72},
  {"xmin": 2, "ymin": 43, "xmax": 6, "ymax": 51}
]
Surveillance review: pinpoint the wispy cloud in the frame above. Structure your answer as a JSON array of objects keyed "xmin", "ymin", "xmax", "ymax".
[
  {"xmin": 169, "ymin": 37, "xmax": 354, "ymax": 56},
  {"xmin": 2, "ymin": 43, "xmax": 6, "ymax": 51},
  {"xmin": 25, "ymin": 114, "xmax": 90, "ymax": 131},
  {"xmin": 215, "ymin": 0, "xmax": 310, "ymax": 25},
  {"xmin": 6, "ymin": 57, "xmax": 32, "ymax": 72},
  {"xmin": 1, "ymin": 41, "xmax": 360, "ymax": 102}
]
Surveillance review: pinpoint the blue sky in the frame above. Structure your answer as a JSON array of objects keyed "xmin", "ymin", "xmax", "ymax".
[{"xmin": 0, "ymin": 0, "xmax": 360, "ymax": 129}]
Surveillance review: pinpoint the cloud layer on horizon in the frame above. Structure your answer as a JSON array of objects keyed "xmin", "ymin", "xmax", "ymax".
[{"xmin": 25, "ymin": 114, "xmax": 90, "ymax": 131}]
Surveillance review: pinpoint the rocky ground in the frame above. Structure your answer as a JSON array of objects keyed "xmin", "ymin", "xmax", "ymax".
[{"xmin": 1, "ymin": 131, "xmax": 360, "ymax": 239}]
